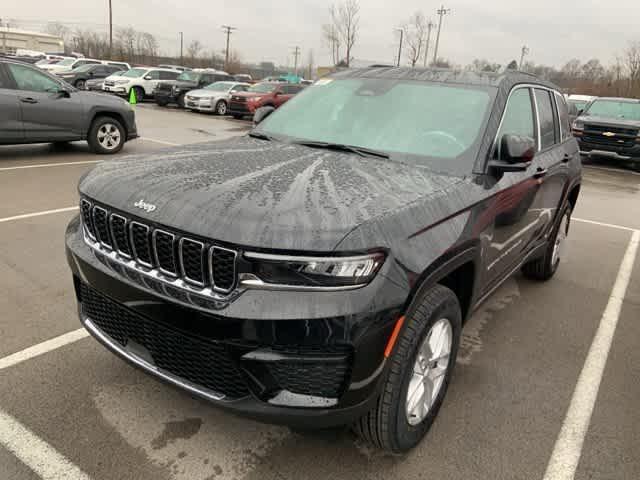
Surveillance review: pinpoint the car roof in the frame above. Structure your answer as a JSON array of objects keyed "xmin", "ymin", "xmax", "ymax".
[{"xmin": 329, "ymin": 66, "xmax": 560, "ymax": 91}]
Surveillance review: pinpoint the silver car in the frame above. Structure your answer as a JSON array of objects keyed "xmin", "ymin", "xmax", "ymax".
[{"xmin": 184, "ymin": 81, "xmax": 250, "ymax": 115}]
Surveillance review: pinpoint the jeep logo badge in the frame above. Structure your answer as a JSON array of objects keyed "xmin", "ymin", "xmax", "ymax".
[{"xmin": 134, "ymin": 199, "xmax": 156, "ymax": 213}]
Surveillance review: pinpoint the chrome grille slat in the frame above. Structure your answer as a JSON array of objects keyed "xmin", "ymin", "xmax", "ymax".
[{"xmin": 80, "ymin": 200, "xmax": 238, "ymax": 297}]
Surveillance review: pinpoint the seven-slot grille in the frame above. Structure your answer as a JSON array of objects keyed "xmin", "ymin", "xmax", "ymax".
[{"xmin": 80, "ymin": 199, "xmax": 237, "ymax": 293}]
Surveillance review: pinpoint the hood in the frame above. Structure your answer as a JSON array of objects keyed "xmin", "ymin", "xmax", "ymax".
[
  {"xmin": 75, "ymin": 90, "xmax": 131, "ymax": 108},
  {"xmin": 78, "ymin": 136, "xmax": 463, "ymax": 251},
  {"xmin": 579, "ymin": 115, "xmax": 640, "ymax": 129},
  {"xmin": 186, "ymin": 88, "xmax": 223, "ymax": 98}
]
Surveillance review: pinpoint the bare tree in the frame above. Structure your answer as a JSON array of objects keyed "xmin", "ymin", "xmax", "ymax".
[
  {"xmin": 225, "ymin": 49, "xmax": 243, "ymax": 74},
  {"xmin": 322, "ymin": 24, "xmax": 341, "ymax": 66},
  {"xmin": 624, "ymin": 41, "xmax": 640, "ymax": 95},
  {"xmin": 403, "ymin": 12, "xmax": 428, "ymax": 68},
  {"xmin": 186, "ymin": 40, "xmax": 203, "ymax": 60},
  {"xmin": 329, "ymin": 0, "xmax": 360, "ymax": 67},
  {"xmin": 468, "ymin": 58, "xmax": 501, "ymax": 72},
  {"xmin": 581, "ymin": 59, "xmax": 605, "ymax": 82}
]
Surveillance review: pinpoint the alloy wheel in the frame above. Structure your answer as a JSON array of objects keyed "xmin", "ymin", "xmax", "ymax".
[
  {"xmin": 406, "ymin": 318, "xmax": 453, "ymax": 426},
  {"xmin": 551, "ymin": 212, "xmax": 569, "ymax": 266},
  {"xmin": 97, "ymin": 123, "xmax": 122, "ymax": 151}
]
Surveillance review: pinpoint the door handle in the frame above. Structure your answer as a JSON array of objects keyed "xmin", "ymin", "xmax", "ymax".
[
  {"xmin": 533, "ymin": 167, "xmax": 548, "ymax": 179},
  {"xmin": 19, "ymin": 97, "xmax": 38, "ymax": 104},
  {"xmin": 562, "ymin": 153, "xmax": 571, "ymax": 163}
]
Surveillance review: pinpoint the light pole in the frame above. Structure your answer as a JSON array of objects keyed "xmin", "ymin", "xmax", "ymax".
[
  {"xmin": 179, "ymin": 31, "xmax": 183, "ymax": 63},
  {"xmin": 108, "ymin": 0, "xmax": 113, "ymax": 58},
  {"xmin": 423, "ymin": 20, "xmax": 434, "ymax": 67},
  {"xmin": 433, "ymin": 5, "xmax": 450, "ymax": 65},
  {"xmin": 396, "ymin": 28, "xmax": 404, "ymax": 67},
  {"xmin": 292, "ymin": 46, "xmax": 301, "ymax": 75}
]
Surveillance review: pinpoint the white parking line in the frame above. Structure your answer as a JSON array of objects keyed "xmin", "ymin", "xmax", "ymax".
[
  {"xmin": 0, "ymin": 161, "xmax": 100, "ymax": 172},
  {"xmin": 139, "ymin": 137, "xmax": 180, "ymax": 146},
  {"xmin": 0, "ymin": 408, "xmax": 90, "ymax": 480},
  {"xmin": 583, "ymin": 164, "xmax": 640, "ymax": 176},
  {"xmin": 0, "ymin": 329, "xmax": 89, "ymax": 371},
  {"xmin": 543, "ymin": 230, "xmax": 640, "ymax": 480},
  {"xmin": 0, "ymin": 207, "xmax": 78, "ymax": 224},
  {"xmin": 573, "ymin": 217, "xmax": 638, "ymax": 233}
]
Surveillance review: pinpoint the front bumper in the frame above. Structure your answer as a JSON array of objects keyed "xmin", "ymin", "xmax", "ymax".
[
  {"xmin": 185, "ymin": 97, "xmax": 214, "ymax": 111},
  {"xmin": 578, "ymin": 139, "xmax": 640, "ymax": 161},
  {"xmin": 65, "ymin": 215, "xmax": 404, "ymax": 427},
  {"xmin": 103, "ymin": 85, "xmax": 128, "ymax": 95}
]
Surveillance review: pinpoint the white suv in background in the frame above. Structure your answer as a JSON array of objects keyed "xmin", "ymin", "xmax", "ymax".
[{"xmin": 102, "ymin": 67, "xmax": 180, "ymax": 102}]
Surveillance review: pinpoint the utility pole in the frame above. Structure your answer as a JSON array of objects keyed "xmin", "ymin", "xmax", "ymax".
[
  {"xmin": 108, "ymin": 0, "xmax": 113, "ymax": 58},
  {"xmin": 222, "ymin": 25, "xmax": 237, "ymax": 70},
  {"xmin": 423, "ymin": 20, "xmax": 434, "ymax": 67},
  {"xmin": 433, "ymin": 5, "xmax": 450, "ymax": 66},
  {"xmin": 292, "ymin": 46, "xmax": 301, "ymax": 75},
  {"xmin": 519, "ymin": 45, "xmax": 530, "ymax": 70},
  {"xmin": 396, "ymin": 28, "xmax": 403, "ymax": 67},
  {"xmin": 179, "ymin": 31, "xmax": 183, "ymax": 63}
]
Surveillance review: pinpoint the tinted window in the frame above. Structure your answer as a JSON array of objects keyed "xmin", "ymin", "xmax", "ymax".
[
  {"xmin": 495, "ymin": 88, "xmax": 535, "ymax": 159},
  {"xmin": 7, "ymin": 64, "xmax": 61, "ymax": 93},
  {"xmin": 535, "ymin": 89, "xmax": 557, "ymax": 150},
  {"xmin": 260, "ymin": 78, "xmax": 492, "ymax": 166},
  {"xmin": 160, "ymin": 71, "xmax": 179, "ymax": 80},
  {"xmin": 234, "ymin": 84, "xmax": 248, "ymax": 92},
  {"xmin": 146, "ymin": 70, "xmax": 161, "ymax": 80},
  {"xmin": 76, "ymin": 60, "xmax": 100, "ymax": 68},
  {"xmin": 555, "ymin": 93, "xmax": 571, "ymax": 141},
  {"xmin": 106, "ymin": 66, "xmax": 122, "ymax": 73}
]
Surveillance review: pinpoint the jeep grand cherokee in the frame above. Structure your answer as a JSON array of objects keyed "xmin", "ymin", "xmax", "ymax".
[{"xmin": 65, "ymin": 68, "xmax": 582, "ymax": 452}]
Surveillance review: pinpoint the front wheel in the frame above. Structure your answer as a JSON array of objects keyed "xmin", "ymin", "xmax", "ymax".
[
  {"xmin": 522, "ymin": 204, "xmax": 571, "ymax": 281},
  {"xmin": 133, "ymin": 87, "xmax": 144, "ymax": 103},
  {"xmin": 215, "ymin": 100, "xmax": 228, "ymax": 115},
  {"xmin": 176, "ymin": 93, "xmax": 185, "ymax": 108},
  {"xmin": 87, "ymin": 116, "xmax": 125, "ymax": 154},
  {"xmin": 354, "ymin": 284, "xmax": 461, "ymax": 453},
  {"xmin": 75, "ymin": 79, "xmax": 86, "ymax": 90}
]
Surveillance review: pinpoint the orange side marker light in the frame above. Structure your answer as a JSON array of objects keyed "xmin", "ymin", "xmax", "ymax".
[{"xmin": 384, "ymin": 315, "xmax": 405, "ymax": 358}]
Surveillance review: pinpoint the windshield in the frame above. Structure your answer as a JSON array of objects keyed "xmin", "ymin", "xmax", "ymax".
[
  {"xmin": 57, "ymin": 59, "xmax": 76, "ymax": 67},
  {"xmin": 205, "ymin": 82, "xmax": 233, "ymax": 91},
  {"xmin": 177, "ymin": 71, "xmax": 199, "ymax": 82},
  {"xmin": 249, "ymin": 83, "xmax": 277, "ymax": 93},
  {"xmin": 122, "ymin": 68, "xmax": 147, "ymax": 78},
  {"xmin": 584, "ymin": 100, "xmax": 640, "ymax": 121},
  {"xmin": 257, "ymin": 78, "xmax": 493, "ymax": 170}
]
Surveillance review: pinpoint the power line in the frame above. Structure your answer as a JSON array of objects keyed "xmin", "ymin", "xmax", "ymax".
[
  {"xmin": 433, "ymin": 5, "xmax": 451, "ymax": 65},
  {"xmin": 221, "ymin": 25, "xmax": 237, "ymax": 69}
]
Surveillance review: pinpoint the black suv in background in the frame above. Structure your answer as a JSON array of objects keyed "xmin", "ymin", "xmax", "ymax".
[
  {"xmin": 154, "ymin": 70, "xmax": 235, "ymax": 107},
  {"xmin": 0, "ymin": 58, "xmax": 137, "ymax": 154},
  {"xmin": 572, "ymin": 97, "xmax": 640, "ymax": 170},
  {"xmin": 66, "ymin": 68, "xmax": 581, "ymax": 452},
  {"xmin": 56, "ymin": 64, "xmax": 124, "ymax": 90}
]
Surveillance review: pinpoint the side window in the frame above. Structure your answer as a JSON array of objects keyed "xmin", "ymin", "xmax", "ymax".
[
  {"xmin": 7, "ymin": 64, "xmax": 61, "ymax": 93},
  {"xmin": 235, "ymin": 85, "xmax": 248, "ymax": 92},
  {"xmin": 555, "ymin": 93, "xmax": 571, "ymax": 141},
  {"xmin": 107, "ymin": 66, "xmax": 121, "ymax": 74},
  {"xmin": 146, "ymin": 70, "xmax": 160, "ymax": 80},
  {"xmin": 534, "ymin": 89, "xmax": 557, "ymax": 150},
  {"xmin": 495, "ymin": 88, "xmax": 535, "ymax": 159}
]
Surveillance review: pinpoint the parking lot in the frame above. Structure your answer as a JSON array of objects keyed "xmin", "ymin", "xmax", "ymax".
[{"xmin": 1, "ymin": 105, "xmax": 639, "ymax": 480}]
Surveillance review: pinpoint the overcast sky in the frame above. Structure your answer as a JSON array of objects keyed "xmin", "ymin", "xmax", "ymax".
[{"xmin": 4, "ymin": 0, "xmax": 640, "ymax": 69}]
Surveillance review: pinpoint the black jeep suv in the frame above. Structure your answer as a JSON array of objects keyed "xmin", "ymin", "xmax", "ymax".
[
  {"xmin": 65, "ymin": 68, "xmax": 581, "ymax": 452},
  {"xmin": 154, "ymin": 70, "xmax": 234, "ymax": 108},
  {"xmin": 572, "ymin": 97, "xmax": 640, "ymax": 170}
]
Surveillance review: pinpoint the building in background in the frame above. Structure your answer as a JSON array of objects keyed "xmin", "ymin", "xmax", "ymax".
[{"xmin": 0, "ymin": 27, "xmax": 64, "ymax": 55}]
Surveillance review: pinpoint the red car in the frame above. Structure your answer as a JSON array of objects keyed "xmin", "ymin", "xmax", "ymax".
[{"xmin": 228, "ymin": 82, "xmax": 305, "ymax": 119}]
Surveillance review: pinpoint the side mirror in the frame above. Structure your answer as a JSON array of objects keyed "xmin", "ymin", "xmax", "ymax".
[
  {"xmin": 253, "ymin": 106, "xmax": 275, "ymax": 125},
  {"xmin": 89, "ymin": 71, "xmax": 95, "ymax": 76},
  {"xmin": 56, "ymin": 87, "xmax": 71, "ymax": 98},
  {"xmin": 274, "ymin": 91, "xmax": 282, "ymax": 96},
  {"xmin": 576, "ymin": 109, "xmax": 584, "ymax": 116},
  {"xmin": 489, "ymin": 134, "xmax": 536, "ymax": 173},
  {"xmin": 144, "ymin": 75, "xmax": 152, "ymax": 80}
]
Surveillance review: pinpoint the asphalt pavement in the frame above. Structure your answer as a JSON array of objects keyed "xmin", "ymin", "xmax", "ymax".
[{"xmin": 0, "ymin": 105, "xmax": 638, "ymax": 480}]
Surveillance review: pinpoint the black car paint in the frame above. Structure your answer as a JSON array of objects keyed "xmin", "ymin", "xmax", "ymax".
[
  {"xmin": 574, "ymin": 111, "xmax": 640, "ymax": 161},
  {"xmin": 154, "ymin": 73, "xmax": 235, "ymax": 105},
  {"xmin": 65, "ymin": 68, "xmax": 582, "ymax": 426},
  {"xmin": 0, "ymin": 59, "xmax": 137, "ymax": 144},
  {"xmin": 56, "ymin": 65, "xmax": 123, "ymax": 89}
]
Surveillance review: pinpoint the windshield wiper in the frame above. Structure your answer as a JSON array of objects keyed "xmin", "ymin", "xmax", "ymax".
[
  {"xmin": 248, "ymin": 131, "xmax": 274, "ymax": 141},
  {"xmin": 292, "ymin": 140, "xmax": 389, "ymax": 159}
]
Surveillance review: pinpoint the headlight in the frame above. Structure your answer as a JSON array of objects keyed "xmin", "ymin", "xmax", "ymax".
[
  {"xmin": 113, "ymin": 79, "xmax": 129, "ymax": 85},
  {"xmin": 240, "ymin": 251, "xmax": 385, "ymax": 290},
  {"xmin": 572, "ymin": 120, "xmax": 584, "ymax": 131}
]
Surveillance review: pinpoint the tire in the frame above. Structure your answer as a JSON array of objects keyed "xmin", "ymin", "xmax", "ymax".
[
  {"xmin": 522, "ymin": 204, "xmax": 572, "ymax": 281},
  {"xmin": 176, "ymin": 93, "xmax": 185, "ymax": 108},
  {"xmin": 156, "ymin": 98, "xmax": 169, "ymax": 107},
  {"xmin": 133, "ymin": 87, "xmax": 144, "ymax": 103},
  {"xmin": 75, "ymin": 79, "xmax": 86, "ymax": 90},
  {"xmin": 215, "ymin": 100, "xmax": 228, "ymax": 115},
  {"xmin": 87, "ymin": 116, "xmax": 125, "ymax": 154},
  {"xmin": 354, "ymin": 284, "xmax": 462, "ymax": 453}
]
